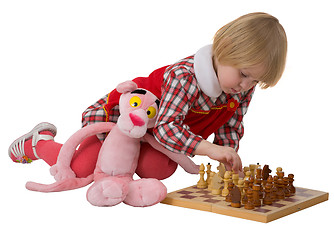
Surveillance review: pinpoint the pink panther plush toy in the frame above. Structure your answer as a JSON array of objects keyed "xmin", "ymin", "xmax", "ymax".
[{"xmin": 26, "ymin": 81, "xmax": 199, "ymax": 207}]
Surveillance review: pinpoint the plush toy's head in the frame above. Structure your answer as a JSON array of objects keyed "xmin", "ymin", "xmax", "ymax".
[{"xmin": 116, "ymin": 81, "xmax": 160, "ymax": 138}]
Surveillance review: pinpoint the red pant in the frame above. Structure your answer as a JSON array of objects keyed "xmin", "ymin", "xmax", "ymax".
[{"xmin": 36, "ymin": 135, "xmax": 177, "ymax": 180}]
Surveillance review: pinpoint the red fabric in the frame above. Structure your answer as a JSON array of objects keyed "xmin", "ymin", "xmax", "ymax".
[
  {"xmin": 183, "ymin": 98, "xmax": 239, "ymax": 139},
  {"xmin": 37, "ymin": 136, "xmax": 177, "ymax": 180},
  {"xmin": 103, "ymin": 66, "xmax": 168, "ymax": 119},
  {"xmin": 37, "ymin": 136, "xmax": 101, "ymax": 178},
  {"xmin": 136, "ymin": 143, "xmax": 178, "ymax": 180},
  {"xmin": 104, "ymin": 65, "xmax": 239, "ymax": 141}
]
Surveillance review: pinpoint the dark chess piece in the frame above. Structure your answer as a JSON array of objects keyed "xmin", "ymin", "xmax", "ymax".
[
  {"xmin": 283, "ymin": 177, "xmax": 291, "ymax": 197},
  {"xmin": 225, "ymin": 182, "xmax": 234, "ymax": 202},
  {"xmin": 288, "ymin": 174, "xmax": 296, "ymax": 194},
  {"xmin": 263, "ymin": 183, "xmax": 273, "ymax": 205},
  {"xmin": 262, "ymin": 165, "xmax": 272, "ymax": 181},
  {"xmin": 230, "ymin": 185, "xmax": 241, "ymax": 208},
  {"xmin": 244, "ymin": 189, "xmax": 255, "ymax": 210},
  {"xmin": 252, "ymin": 184, "xmax": 261, "ymax": 207},
  {"xmin": 276, "ymin": 179, "xmax": 285, "ymax": 200}
]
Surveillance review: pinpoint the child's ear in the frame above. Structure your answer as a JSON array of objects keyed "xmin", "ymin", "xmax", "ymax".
[{"xmin": 116, "ymin": 81, "xmax": 138, "ymax": 93}]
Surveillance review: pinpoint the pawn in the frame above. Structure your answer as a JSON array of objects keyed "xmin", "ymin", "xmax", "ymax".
[
  {"xmin": 277, "ymin": 171, "xmax": 284, "ymax": 180},
  {"xmin": 243, "ymin": 171, "xmax": 251, "ymax": 181},
  {"xmin": 221, "ymin": 171, "xmax": 232, "ymax": 197},
  {"xmin": 276, "ymin": 179, "xmax": 285, "ymax": 200},
  {"xmin": 276, "ymin": 167, "xmax": 283, "ymax": 175},
  {"xmin": 272, "ymin": 176, "xmax": 279, "ymax": 202},
  {"xmin": 249, "ymin": 176, "xmax": 255, "ymax": 189},
  {"xmin": 232, "ymin": 171, "xmax": 239, "ymax": 186},
  {"xmin": 252, "ymin": 184, "xmax": 261, "ymax": 207},
  {"xmin": 243, "ymin": 166, "xmax": 250, "ymax": 176},
  {"xmin": 283, "ymin": 177, "xmax": 291, "ymax": 197},
  {"xmin": 207, "ymin": 171, "xmax": 216, "ymax": 191},
  {"xmin": 225, "ymin": 182, "xmax": 234, "ymax": 202},
  {"xmin": 230, "ymin": 185, "xmax": 242, "ymax": 208},
  {"xmin": 244, "ymin": 189, "xmax": 255, "ymax": 210},
  {"xmin": 237, "ymin": 179, "xmax": 245, "ymax": 198},
  {"xmin": 242, "ymin": 180, "xmax": 250, "ymax": 204},
  {"xmin": 263, "ymin": 183, "xmax": 273, "ymax": 205},
  {"xmin": 288, "ymin": 174, "xmax": 296, "ymax": 194}
]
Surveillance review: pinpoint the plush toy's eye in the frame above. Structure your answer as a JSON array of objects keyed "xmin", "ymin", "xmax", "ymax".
[
  {"xmin": 129, "ymin": 96, "xmax": 141, "ymax": 108},
  {"xmin": 146, "ymin": 106, "xmax": 157, "ymax": 119}
]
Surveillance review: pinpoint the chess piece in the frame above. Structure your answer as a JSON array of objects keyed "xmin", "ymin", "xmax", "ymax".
[
  {"xmin": 207, "ymin": 171, "xmax": 215, "ymax": 191},
  {"xmin": 211, "ymin": 172, "xmax": 223, "ymax": 195},
  {"xmin": 272, "ymin": 176, "xmax": 279, "ymax": 201},
  {"xmin": 197, "ymin": 163, "xmax": 208, "ymax": 189},
  {"xmin": 221, "ymin": 171, "xmax": 232, "ymax": 197},
  {"xmin": 252, "ymin": 184, "xmax": 261, "ymax": 207},
  {"xmin": 263, "ymin": 183, "xmax": 273, "ymax": 205},
  {"xmin": 232, "ymin": 171, "xmax": 239, "ymax": 186},
  {"xmin": 217, "ymin": 163, "xmax": 226, "ymax": 179},
  {"xmin": 237, "ymin": 179, "xmax": 244, "ymax": 198},
  {"xmin": 288, "ymin": 174, "xmax": 296, "ymax": 194},
  {"xmin": 262, "ymin": 165, "xmax": 272, "ymax": 181},
  {"xmin": 256, "ymin": 168, "xmax": 263, "ymax": 182},
  {"xmin": 277, "ymin": 171, "xmax": 284, "ymax": 180},
  {"xmin": 206, "ymin": 163, "xmax": 212, "ymax": 185},
  {"xmin": 230, "ymin": 185, "xmax": 242, "ymax": 208},
  {"xmin": 225, "ymin": 182, "xmax": 234, "ymax": 202},
  {"xmin": 243, "ymin": 171, "xmax": 251, "ymax": 181},
  {"xmin": 249, "ymin": 164, "xmax": 257, "ymax": 178},
  {"xmin": 276, "ymin": 167, "xmax": 282, "ymax": 174},
  {"xmin": 244, "ymin": 189, "xmax": 255, "ymax": 210},
  {"xmin": 242, "ymin": 180, "xmax": 250, "ymax": 204},
  {"xmin": 276, "ymin": 179, "xmax": 285, "ymax": 199},
  {"xmin": 283, "ymin": 177, "xmax": 291, "ymax": 197},
  {"xmin": 243, "ymin": 166, "xmax": 250, "ymax": 178},
  {"xmin": 249, "ymin": 176, "xmax": 255, "ymax": 189},
  {"xmin": 254, "ymin": 171, "xmax": 263, "ymax": 199}
]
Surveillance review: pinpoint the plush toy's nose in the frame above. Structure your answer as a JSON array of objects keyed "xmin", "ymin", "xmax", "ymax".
[{"xmin": 129, "ymin": 113, "xmax": 145, "ymax": 126}]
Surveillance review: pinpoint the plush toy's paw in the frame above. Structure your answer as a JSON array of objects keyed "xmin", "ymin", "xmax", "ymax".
[
  {"xmin": 184, "ymin": 164, "xmax": 200, "ymax": 174},
  {"xmin": 86, "ymin": 177, "xmax": 129, "ymax": 207},
  {"xmin": 50, "ymin": 164, "xmax": 76, "ymax": 181},
  {"xmin": 124, "ymin": 178, "xmax": 167, "ymax": 207}
]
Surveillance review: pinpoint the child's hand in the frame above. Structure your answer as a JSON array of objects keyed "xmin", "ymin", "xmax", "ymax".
[{"xmin": 194, "ymin": 140, "xmax": 242, "ymax": 173}]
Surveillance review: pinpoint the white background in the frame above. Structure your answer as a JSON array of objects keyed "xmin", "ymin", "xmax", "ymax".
[{"xmin": 1, "ymin": 0, "xmax": 333, "ymax": 239}]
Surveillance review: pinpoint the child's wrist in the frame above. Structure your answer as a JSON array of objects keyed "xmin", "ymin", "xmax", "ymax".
[{"xmin": 193, "ymin": 139, "xmax": 214, "ymax": 156}]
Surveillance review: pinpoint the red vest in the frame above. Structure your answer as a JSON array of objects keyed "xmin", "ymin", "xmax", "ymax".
[{"xmin": 103, "ymin": 66, "xmax": 239, "ymax": 140}]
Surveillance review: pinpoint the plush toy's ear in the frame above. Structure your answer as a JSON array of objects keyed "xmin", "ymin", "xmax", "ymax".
[{"xmin": 116, "ymin": 81, "xmax": 138, "ymax": 94}]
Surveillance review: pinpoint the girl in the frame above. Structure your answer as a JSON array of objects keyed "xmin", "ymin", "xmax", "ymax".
[{"xmin": 9, "ymin": 12, "xmax": 287, "ymax": 180}]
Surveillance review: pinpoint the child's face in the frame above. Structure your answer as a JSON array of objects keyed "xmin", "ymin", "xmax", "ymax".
[{"xmin": 214, "ymin": 59, "xmax": 263, "ymax": 94}]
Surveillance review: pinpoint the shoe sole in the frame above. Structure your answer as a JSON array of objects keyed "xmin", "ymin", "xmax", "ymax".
[{"xmin": 8, "ymin": 122, "xmax": 57, "ymax": 158}]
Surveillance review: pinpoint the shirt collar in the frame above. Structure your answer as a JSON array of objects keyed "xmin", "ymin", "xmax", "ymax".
[{"xmin": 194, "ymin": 44, "xmax": 222, "ymax": 98}]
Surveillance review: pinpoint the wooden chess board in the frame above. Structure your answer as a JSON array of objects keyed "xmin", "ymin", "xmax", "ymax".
[{"xmin": 161, "ymin": 185, "xmax": 329, "ymax": 223}]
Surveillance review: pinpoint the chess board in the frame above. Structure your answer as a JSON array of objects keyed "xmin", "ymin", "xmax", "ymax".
[{"xmin": 161, "ymin": 185, "xmax": 328, "ymax": 223}]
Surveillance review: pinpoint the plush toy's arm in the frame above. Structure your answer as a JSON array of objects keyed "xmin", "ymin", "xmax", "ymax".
[
  {"xmin": 51, "ymin": 122, "xmax": 115, "ymax": 181},
  {"xmin": 143, "ymin": 134, "xmax": 199, "ymax": 174}
]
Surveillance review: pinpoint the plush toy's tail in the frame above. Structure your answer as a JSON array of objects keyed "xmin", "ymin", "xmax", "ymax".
[
  {"xmin": 25, "ymin": 174, "xmax": 94, "ymax": 192},
  {"xmin": 25, "ymin": 122, "xmax": 114, "ymax": 193}
]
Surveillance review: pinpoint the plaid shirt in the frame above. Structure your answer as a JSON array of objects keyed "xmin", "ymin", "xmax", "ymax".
[{"xmin": 82, "ymin": 56, "xmax": 254, "ymax": 155}]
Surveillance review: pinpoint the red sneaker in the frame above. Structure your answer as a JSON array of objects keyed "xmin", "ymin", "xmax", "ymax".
[{"xmin": 8, "ymin": 122, "xmax": 57, "ymax": 163}]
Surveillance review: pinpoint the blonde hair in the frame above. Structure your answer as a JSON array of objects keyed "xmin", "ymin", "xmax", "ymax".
[{"xmin": 213, "ymin": 12, "xmax": 287, "ymax": 89}]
